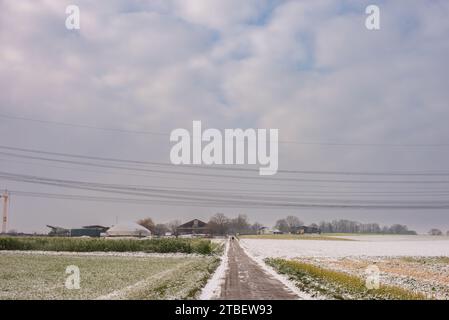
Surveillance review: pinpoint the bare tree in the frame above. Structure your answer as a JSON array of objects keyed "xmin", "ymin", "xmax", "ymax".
[
  {"xmin": 154, "ymin": 224, "xmax": 169, "ymax": 236},
  {"xmin": 250, "ymin": 222, "xmax": 263, "ymax": 235},
  {"xmin": 229, "ymin": 214, "xmax": 250, "ymax": 234},
  {"xmin": 285, "ymin": 216, "xmax": 304, "ymax": 232},
  {"xmin": 389, "ymin": 224, "xmax": 409, "ymax": 234},
  {"xmin": 208, "ymin": 213, "xmax": 230, "ymax": 235},
  {"xmin": 275, "ymin": 219, "xmax": 289, "ymax": 233},
  {"xmin": 309, "ymin": 223, "xmax": 319, "ymax": 229},
  {"xmin": 317, "ymin": 219, "xmax": 415, "ymax": 235},
  {"xmin": 167, "ymin": 220, "xmax": 181, "ymax": 234},
  {"xmin": 428, "ymin": 228, "xmax": 443, "ymax": 236},
  {"xmin": 137, "ymin": 218, "xmax": 155, "ymax": 233},
  {"xmin": 319, "ymin": 221, "xmax": 333, "ymax": 233}
]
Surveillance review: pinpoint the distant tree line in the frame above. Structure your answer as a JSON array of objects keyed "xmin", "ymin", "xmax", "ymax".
[
  {"xmin": 137, "ymin": 214, "xmax": 262, "ymax": 236},
  {"xmin": 428, "ymin": 228, "xmax": 449, "ymax": 236},
  {"xmin": 136, "ymin": 214, "xmax": 429, "ymax": 236},
  {"xmin": 274, "ymin": 216, "xmax": 305, "ymax": 233},
  {"xmin": 273, "ymin": 217, "xmax": 418, "ymax": 235},
  {"xmin": 207, "ymin": 213, "xmax": 262, "ymax": 236},
  {"xmin": 317, "ymin": 219, "xmax": 417, "ymax": 235}
]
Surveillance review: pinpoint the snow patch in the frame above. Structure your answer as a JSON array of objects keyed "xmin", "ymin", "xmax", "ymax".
[
  {"xmin": 199, "ymin": 240, "xmax": 229, "ymax": 300},
  {"xmin": 0, "ymin": 250, "xmax": 201, "ymax": 258},
  {"xmin": 241, "ymin": 237, "xmax": 449, "ymax": 259}
]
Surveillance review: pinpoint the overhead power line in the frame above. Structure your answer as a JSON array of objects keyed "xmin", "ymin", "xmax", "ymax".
[
  {"xmin": 5, "ymin": 156, "xmax": 449, "ymax": 194},
  {"xmin": 1, "ymin": 145, "xmax": 449, "ymax": 178},
  {"xmin": 7, "ymin": 189, "xmax": 449, "ymax": 210},
  {"xmin": 3, "ymin": 151, "xmax": 449, "ymax": 184},
  {"xmin": 3, "ymin": 158, "xmax": 449, "ymax": 196},
  {"xmin": 0, "ymin": 113, "xmax": 167, "ymax": 136},
  {"xmin": 1, "ymin": 172, "xmax": 449, "ymax": 209},
  {"xmin": 1, "ymin": 113, "xmax": 449, "ymax": 147}
]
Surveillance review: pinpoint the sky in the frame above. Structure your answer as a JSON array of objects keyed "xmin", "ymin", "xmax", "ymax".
[{"xmin": 1, "ymin": 0, "xmax": 449, "ymax": 233}]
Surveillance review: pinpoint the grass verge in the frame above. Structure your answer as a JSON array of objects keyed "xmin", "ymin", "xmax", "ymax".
[{"xmin": 266, "ymin": 258, "xmax": 426, "ymax": 300}]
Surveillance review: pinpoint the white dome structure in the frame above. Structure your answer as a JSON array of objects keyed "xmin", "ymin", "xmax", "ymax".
[{"xmin": 106, "ymin": 222, "xmax": 151, "ymax": 237}]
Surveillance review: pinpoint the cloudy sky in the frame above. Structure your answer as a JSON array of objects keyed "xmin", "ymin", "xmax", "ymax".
[{"xmin": 1, "ymin": 0, "xmax": 449, "ymax": 233}]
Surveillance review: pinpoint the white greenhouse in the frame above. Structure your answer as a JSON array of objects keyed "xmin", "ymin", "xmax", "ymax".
[{"xmin": 106, "ymin": 222, "xmax": 151, "ymax": 237}]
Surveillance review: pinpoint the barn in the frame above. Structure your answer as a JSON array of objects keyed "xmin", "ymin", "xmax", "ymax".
[
  {"xmin": 47, "ymin": 225, "xmax": 109, "ymax": 237},
  {"xmin": 176, "ymin": 219, "xmax": 210, "ymax": 236},
  {"xmin": 292, "ymin": 225, "xmax": 321, "ymax": 235}
]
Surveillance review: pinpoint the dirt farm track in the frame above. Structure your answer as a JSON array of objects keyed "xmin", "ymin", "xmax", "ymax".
[{"xmin": 219, "ymin": 240, "xmax": 299, "ymax": 300}]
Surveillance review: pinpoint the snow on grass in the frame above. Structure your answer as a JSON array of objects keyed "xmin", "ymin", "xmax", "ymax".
[
  {"xmin": 240, "ymin": 234, "xmax": 351, "ymax": 241},
  {"xmin": 0, "ymin": 250, "xmax": 202, "ymax": 258},
  {"xmin": 95, "ymin": 258, "xmax": 219, "ymax": 300},
  {"xmin": 96, "ymin": 262, "xmax": 192, "ymax": 300},
  {"xmin": 330, "ymin": 235, "xmax": 449, "ymax": 242},
  {"xmin": 241, "ymin": 236, "xmax": 449, "ymax": 300},
  {"xmin": 240, "ymin": 236, "xmax": 449, "ymax": 259},
  {"xmin": 0, "ymin": 252, "xmax": 218, "ymax": 300},
  {"xmin": 295, "ymin": 256, "xmax": 449, "ymax": 300},
  {"xmin": 199, "ymin": 239, "xmax": 229, "ymax": 300},
  {"xmin": 266, "ymin": 258, "xmax": 426, "ymax": 300}
]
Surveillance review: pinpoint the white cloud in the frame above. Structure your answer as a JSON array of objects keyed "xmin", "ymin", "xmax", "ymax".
[{"xmin": 1, "ymin": 0, "xmax": 449, "ymax": 232}]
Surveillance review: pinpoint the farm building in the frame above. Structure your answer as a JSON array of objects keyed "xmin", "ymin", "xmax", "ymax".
[
  {"xmin": 176, "ymin": 219, "xmax": 210, "ymax": 236},
  {"xmin": 83, "ymin": 225, "xmax": 109, "ymax": 233},
  {"xmin": 71, "ymin": 225, "xmax": 109, "ymax": 237},
  {"xmin": 258, "ymin": 227, "xmax": 283, "ymax": 235},
  {"xmin": 292, "ymin": 225, "xmax": 321, "ymax": 234},
  {"xmin": 47, "ymin": 225, "xmax": 109, "ymax": 237},
  {"xmin": 47, "ymin": 225, "xmax": 70, "ymax": 237},
  {"xmin": 106, "ymin": 222, "xmax": 151, "ymax": 237}
]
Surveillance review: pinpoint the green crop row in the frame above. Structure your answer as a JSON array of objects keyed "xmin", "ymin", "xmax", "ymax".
[{"xmin": 0, "ymin": 237, "xmax": 214, "ymax": 254}]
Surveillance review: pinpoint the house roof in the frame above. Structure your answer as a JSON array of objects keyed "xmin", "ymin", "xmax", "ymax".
[
  {"xmin": 82, "ymin": 225, "xmax": 109, "ymax": 230},
  {"xmin": 46, "ymin": 225, "xmax": 68, "ymax": 231},
  {"xmin": 292, "ymin": 225, "xmax": 321, "ymax": 230},
  {"xmin": 177, "ymin": 219, "xmax": 208, "ymax": 229}
]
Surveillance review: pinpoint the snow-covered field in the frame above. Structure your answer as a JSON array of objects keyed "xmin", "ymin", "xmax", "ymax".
[
  {"xmin": 0, "ymin": 250, "xmax": 203, "ymax": 258},
  {"xmin": 0, "ymin": 252, "xmax": 219, "ymax": 300},
  {"xmin": 241, "ymin": 236, "xmax": 449, "ymax": 299},
  {"xmin": 241, "ymin": 236, "xmax": 449, "ymax": 259}
]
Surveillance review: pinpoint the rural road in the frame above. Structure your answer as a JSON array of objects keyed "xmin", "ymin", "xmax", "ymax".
[{"xmin": 219, "ymin": 239, "xmax": 299, "ymax": 300}]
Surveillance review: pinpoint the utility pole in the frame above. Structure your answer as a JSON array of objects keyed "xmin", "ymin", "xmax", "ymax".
[{"xmin": 1, "ymin": 190, "xmax": 9, "ymax": 234}]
